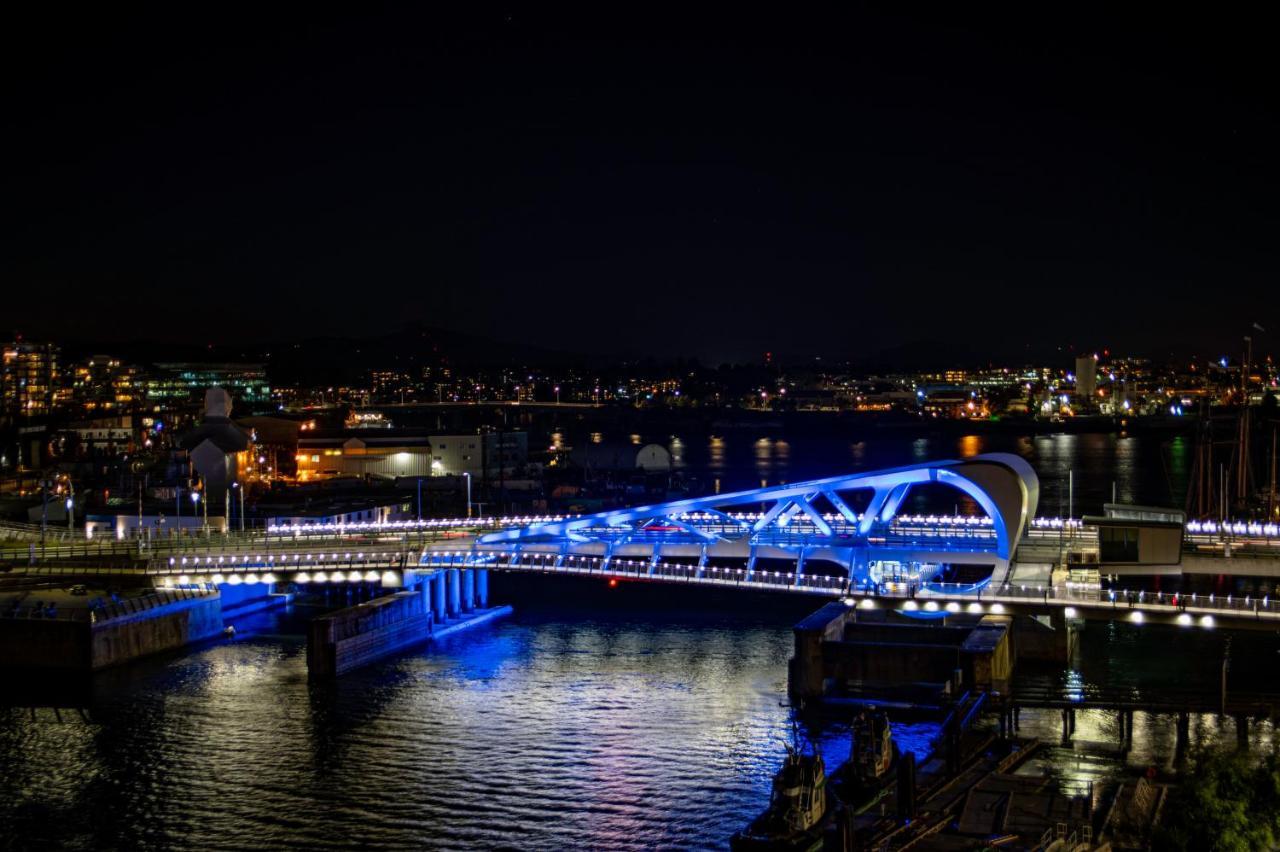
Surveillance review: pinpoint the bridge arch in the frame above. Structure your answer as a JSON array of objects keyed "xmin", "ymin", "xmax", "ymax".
[{"xmin": 470, "ymin": 454, "xmax": 1038, "ymax": 590}]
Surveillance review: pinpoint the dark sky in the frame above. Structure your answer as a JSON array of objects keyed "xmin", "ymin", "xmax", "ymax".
[{"xmin": 5, "ymin": 6, "xmax": 1278, "ymax": 364}]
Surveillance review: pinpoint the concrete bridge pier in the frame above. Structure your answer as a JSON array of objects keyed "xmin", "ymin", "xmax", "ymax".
[
  {"xmin": 476, "ymin": 569, "xmax": 489, "ymax": 608},
  {"xmin": 1236, "ymin": 714, "xmax": 1250, "ymax": 750},
  {"xmin": 999, "ymin": 705, "xmax": 1018, "ymax": 739},
  {"xmin": 1061, "ymin": 708, "xmax": 1076, "ymax": 743},
  {"xmin": 1116, "ymin": 706, "xmax": 1136, "ymax": 747},
  {"xmin": 1114, "ymin": 709, "xmax": 1134, "ymax": 749},
  {"xmin": 1176, "ymin": 711, "xmax": 1191, "ymax": 756},
  {"xmin": 432, "ymin": 572, "xmax": 447, "ymax": 622},
  {"xmin": 446, "ymin": 569, "xmax": 461, "ymax": 617},
  {"xmin": 461, "ymin": 569, "xmax": 476, "ymax": 613}
]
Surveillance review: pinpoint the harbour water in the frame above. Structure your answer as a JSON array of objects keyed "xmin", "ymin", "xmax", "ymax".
[
  {"xmin": 562, "ymin": 427, "xmax": 1192, "ymax": 517},
  {"xmin": 3, "ymin": 428, "xmax": 1266, "ymax": 851}
]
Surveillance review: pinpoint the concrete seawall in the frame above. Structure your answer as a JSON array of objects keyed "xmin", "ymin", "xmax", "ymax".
[
  {"xmin": 308, "ymin": 591, "xmax": 434, "ymax": 677},
  {"xmin": 307, "ymin": 579, "xmax": 512, "ymax": 678},
  {"xmin": 0, "ymin": 589, "xmax": 223, "ymax": 671}
]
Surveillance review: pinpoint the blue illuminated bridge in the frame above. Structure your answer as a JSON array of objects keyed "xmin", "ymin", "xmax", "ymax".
[
  {"xmin": 133, "ymin": 453, "xmax": 1280, "ymax": 628},
  {"xmin": 453, "ymin": 453, "xmax": 1040, "ymax": 593}
]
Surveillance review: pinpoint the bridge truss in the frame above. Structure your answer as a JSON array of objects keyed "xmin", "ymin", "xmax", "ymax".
[{"xmin": 472, "ymin": 454, "xmax": 1039, "ymax": 590}]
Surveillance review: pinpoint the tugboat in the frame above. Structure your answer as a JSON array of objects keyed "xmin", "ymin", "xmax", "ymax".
[
  {"xmin": 830, "ymin": 711, "xmax": 896, "ymax": 813},
  {"xmin": 731, "ymin": 742, "xmax": 829, "ymax": 851}
]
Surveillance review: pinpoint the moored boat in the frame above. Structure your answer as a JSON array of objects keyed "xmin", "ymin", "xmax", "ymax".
[
  {"xmin": 830, "ymin": 710, "xmax": 896, "ymax": 813},
  {"xmin": 731, "ymin": 744, "xmax": 829, "ymax": 851}
]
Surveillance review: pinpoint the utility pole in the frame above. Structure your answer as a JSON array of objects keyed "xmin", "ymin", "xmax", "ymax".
[
  {"xmin": 1271, "ymin": 424, "xmax": 1277, "ymax": 520},
  {"xmin": 497, "ymin": 426, "xmax": 506, "ymax": 517},
  {"xmin": 1221, "ymin": 636, "xmax": 1232, "ymax": 716},
  {"xmin": 1239, "ymin": 335, "xmax": 1253, "ymax": 506},
  {"xmin": 66, "ymin": 479, "xmax": 74, "ymax": 532},
  {"xmin": 1068, "ymin": 469, "xmax": 1074, "ymax": 520}
]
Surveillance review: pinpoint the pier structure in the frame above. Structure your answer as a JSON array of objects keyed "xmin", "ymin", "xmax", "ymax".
[{"xmin": 304, "ymin": 561, "xmax": 507, "ymax": 678}]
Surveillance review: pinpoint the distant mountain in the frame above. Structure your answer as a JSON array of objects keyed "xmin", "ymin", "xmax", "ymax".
[{"xmin": 60, "ymin": 322, "xmax": 586, "ymax": 386}]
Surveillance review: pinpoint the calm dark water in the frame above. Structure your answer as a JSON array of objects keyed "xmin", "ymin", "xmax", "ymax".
[
  {"xmin": 1, "ymin": 429, "xmax": 1251, "ymax": 851},
  {"xmin": 0, "ymin": 595, "xmax": 869, "ymax": 851},
  {"xmin": 3, "ymin": 586, "xmax": 1276, "ymax": 851},
  {"xmin": 568, "ymin": 427, "xmax": 1192, "ymax": 516}
]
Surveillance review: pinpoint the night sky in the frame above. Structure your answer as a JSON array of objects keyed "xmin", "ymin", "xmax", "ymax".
[{"xmin": 5, "ymin": 7, "xmax": 1278, "ymax": 365}]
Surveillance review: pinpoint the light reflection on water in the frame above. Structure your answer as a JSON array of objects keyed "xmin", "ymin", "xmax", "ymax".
[
  {"xmin": 589, "ymin": 428, "xmax": 1188, "ymax": 514},
  {"xmin": 1, "ymin": 590, "xmax": 1275, "ymax": 850},
  {"xmin": 0, "ymin": 603, "xmax": 833, "ymax": 851}
]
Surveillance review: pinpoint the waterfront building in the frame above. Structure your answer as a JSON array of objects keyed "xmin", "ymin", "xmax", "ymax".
[
  {"xmin": 296, "ymin": 429, "xmax": 433, "ymax": 480},
  {"xmin": 430, "ymin": 431, "xmax": 528, "ymax": 477},
  {"xmin": 70, "ymin": 355, "xmax": 141, "ymax": 411},
  {"xmin": 146, "ymin": 363, "xmax": 270, "ymax": 406},
  {"xmin": 1074, "ymin": 355, "xmax": 1098, "ymax": 405},
  {"xmin": 919, "ymin": 388, "xmax": 987, "ymax": 419},
  {"xmin": 61, "ymin": 415, "xmax": 137, "ymax": 457},
  {"xmin": 2, "ymin": 340, "xmax": 59, "ymax": 417}
]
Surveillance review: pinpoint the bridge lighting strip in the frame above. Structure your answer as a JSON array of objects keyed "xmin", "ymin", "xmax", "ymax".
[{"xmin": 248, "ymin": 513, "xmax": 1280, "ymax": 540}]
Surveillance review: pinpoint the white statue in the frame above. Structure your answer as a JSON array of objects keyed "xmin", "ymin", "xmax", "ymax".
[{"xmin": 205, "ymin": 387, "xmax": 232, "ymax": 419}]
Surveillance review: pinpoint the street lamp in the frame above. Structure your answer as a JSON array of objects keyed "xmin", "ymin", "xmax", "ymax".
[
  {"xmin": 463, "ymin": 472, "xmax": 472, "ymax": 518},
  {"xmin": 554, "ymin": 385, "xmax": 561, "ymax": 405},
  {"xmin": 191, "ymin": 490, "xmax": 204, "ymax": 532}
]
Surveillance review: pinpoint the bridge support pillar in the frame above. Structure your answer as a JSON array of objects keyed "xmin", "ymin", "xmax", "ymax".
[
  {"xmin": 476, "ymin": 568, "xmax": 489, "ymax": 608},
  {"xmin": 1176, "ymin": 711, "xmax": 1191, "ymax": 756},
  {"xmin": 746, "ymin": 547, "xmax": 758, "ymax": 582},
  {"xmin": 430, "ymin": 570, "xmax": 445, "ymax": 616},
  {"xmin": 461, "ymin": 568, "xmax": 476, "ymax": 613},
  {"xmin": 432, "ymin": 572, "xmax": 447, "ymax": 623},
  {"xmin": 794, "ymin": 548, "xmax": 807, "ymax": 586},
  {"xmin": 696, "ymin": 545, "xmax": 708, "ymax": 578},
  {"xmin": 446, "ymin": 568, "xmax": 461, "ymax": 617},
  {"xmin": 1236, "ymin": 714, "xmax": 1250, "ymax": 751}
]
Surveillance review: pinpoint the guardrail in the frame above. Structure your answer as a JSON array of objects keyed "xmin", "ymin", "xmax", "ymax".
[
  {"xmin": 150, "ymin": 549, "xmax": 413, "ymax": 577},
  {"xmin": 92, "ymin": 588, "xmax": 218, "ymax": 622},
  {"xmin": 422, "ymin": 549, "xmax": 850, "ymax": 594},
  {"xmin": 418, "ymin": 549, "xmax": 1280, "ymax": 624}
]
